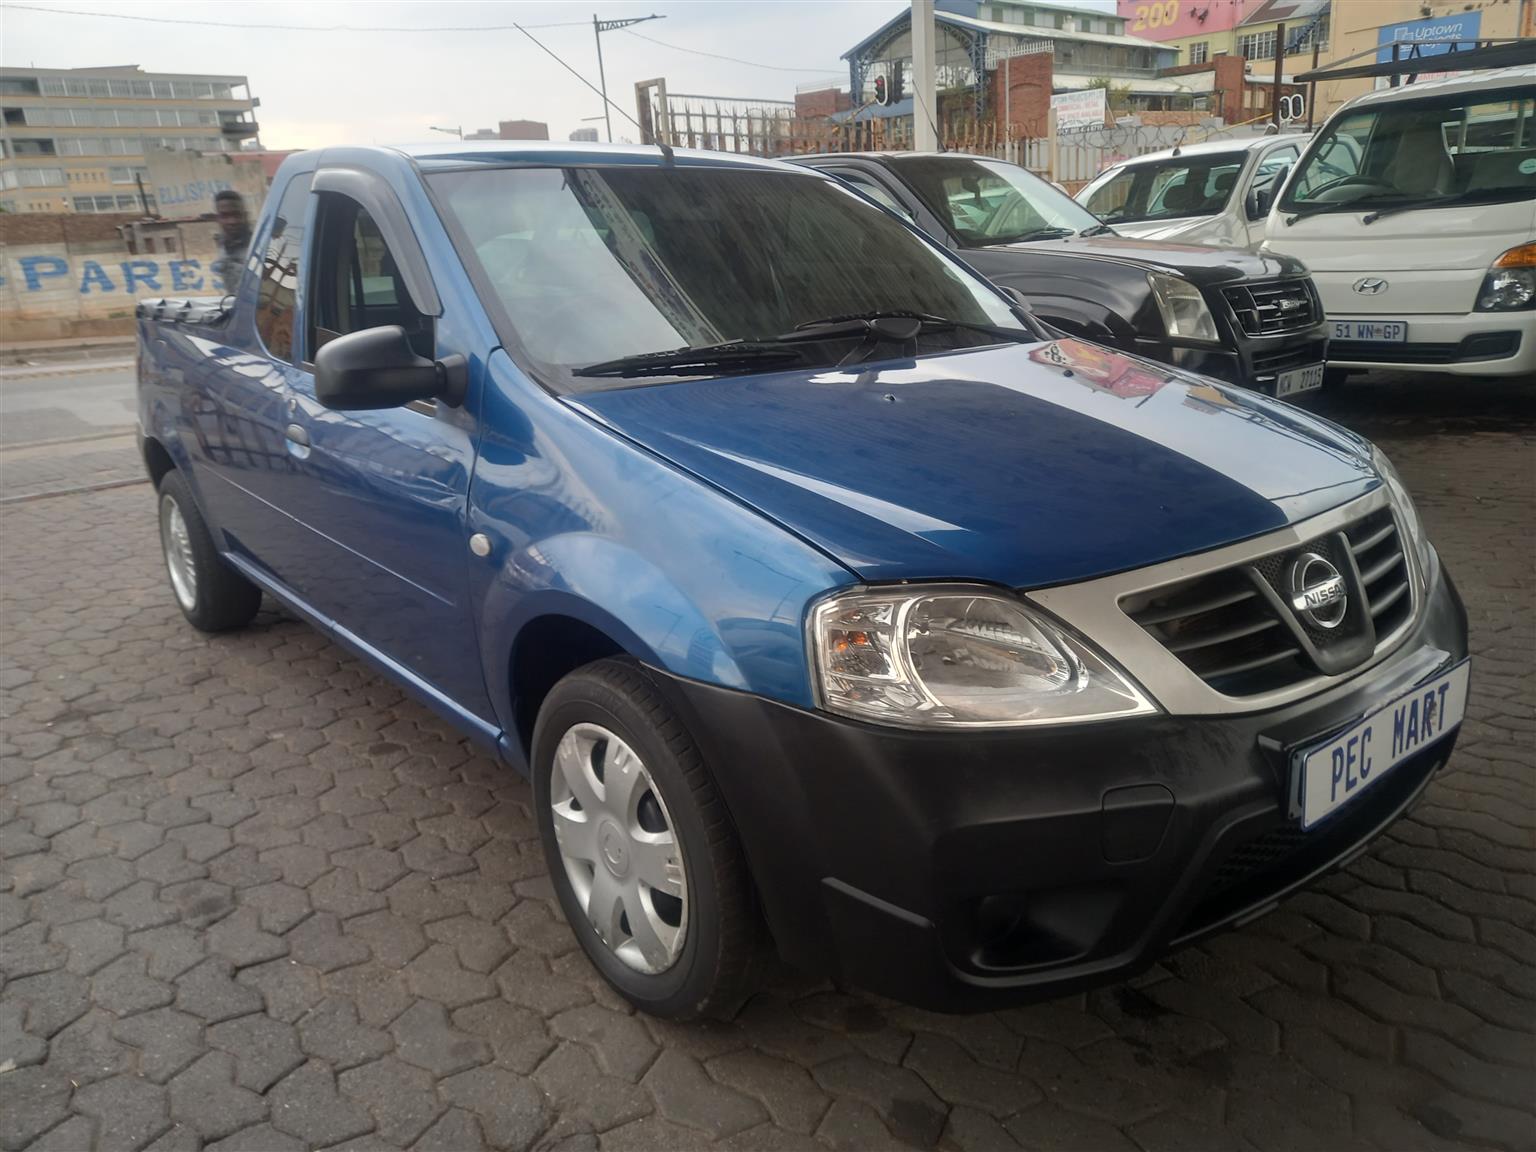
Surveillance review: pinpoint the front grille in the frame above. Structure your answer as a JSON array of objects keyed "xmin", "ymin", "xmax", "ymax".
[
  {"xmin": 1176, "ymin": 742, "xmax": 1443, "ymax": 940},
  {"xmin": 1251, "ymin": 339, "xmax": 1327, "ymax": 377},
  {"xmin": 1333, "ymin": 331, "xmax": 1520, "ymax": 365},
  {"xmin": 1346, "ymin": 507, "xmax": 1413, "ymax": 638},
  {"xmin": 1124, "ymin": 506, "xmax": 1413, "ymax": 697},
  {"xmin": 1225, "ymin": 279, "xmax": 1318, "ymax": 336},
  {"xmin": 1331, "ymin": 341, "xmax": 1460, "ymax": 365}
]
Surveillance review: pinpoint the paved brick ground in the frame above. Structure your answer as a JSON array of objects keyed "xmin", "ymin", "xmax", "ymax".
[{"xmin": 1, "ymin": 378, "xmax": 1532, "ymax": 1152}]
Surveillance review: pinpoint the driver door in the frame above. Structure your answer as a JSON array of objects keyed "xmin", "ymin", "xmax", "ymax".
[{"xmin": 280, "ymin": 181, "xmax": 494, "ymax": 723}]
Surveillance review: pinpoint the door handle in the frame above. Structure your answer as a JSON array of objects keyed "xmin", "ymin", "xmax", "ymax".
[{"xmin": 284, "ymin": 423, "xmax": 311, "ymax": 460}]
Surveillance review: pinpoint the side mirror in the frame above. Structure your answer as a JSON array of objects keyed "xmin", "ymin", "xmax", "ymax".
[
  {"xmin": 314, "ymin": 325, "xmax": 466, "ymax": 411},
  {"xmin": 1247, "ymin": 166, "xmax": 1289, "ymax": 219}
]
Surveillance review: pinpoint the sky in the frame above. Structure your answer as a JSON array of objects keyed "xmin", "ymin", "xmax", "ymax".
[{"xmin": 0, "ymin": 0, "xmax": 1121, "ymax": 149}]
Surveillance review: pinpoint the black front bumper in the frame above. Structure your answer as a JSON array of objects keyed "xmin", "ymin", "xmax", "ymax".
[
  {"xmin": 1143, "ymin": 321, "xmax": 1329, "ymax": 395},
  {"xmin": 652, "ymin": 564, "xmax": 1467, "ymax": 1013}
]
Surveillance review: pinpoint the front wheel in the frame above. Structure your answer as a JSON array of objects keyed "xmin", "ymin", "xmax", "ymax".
[
  {"xmin": 157, "ymin": 470, "xmax": 262, "ymax": 632},
  {"xmin": 532, "ymin": 659, "xmax": 757, "ymax": 1019}
]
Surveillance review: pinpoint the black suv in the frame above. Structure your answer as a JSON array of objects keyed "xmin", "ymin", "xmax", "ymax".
[{"xmin": 791, "ymin": 151, "xmax": 1329, "ymax": 399}]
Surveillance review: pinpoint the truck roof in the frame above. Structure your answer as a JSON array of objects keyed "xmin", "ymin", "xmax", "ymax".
[
  {"xmin": 385, "ymin": 140, "xmax": 799, "ymax": 173},
  {"xmin": 1337, "ymin": 64, "xmax": 1533, "ymax": 110}
]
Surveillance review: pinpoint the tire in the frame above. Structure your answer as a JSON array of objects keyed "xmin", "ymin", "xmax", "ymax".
[
  {"xmin": 532, "ymin": 658, "xmax": 757, "ymax": 1020},
  {"xmin": 156, "ymin": 469, "xmax": 262, "ymax": 633}
]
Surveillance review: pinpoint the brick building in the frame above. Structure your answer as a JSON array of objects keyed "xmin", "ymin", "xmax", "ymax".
[{"xmin": 0, "ymin": 65, "xmax": 259, "ymax": 215}]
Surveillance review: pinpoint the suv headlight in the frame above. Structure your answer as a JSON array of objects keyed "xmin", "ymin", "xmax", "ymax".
[
  {"xmin": 1372, "ymin": 445, "xmax": 1433, "ymax": 581},
  {"xmin": 1476, "ymin": 244, "xmax": 1536, "ymax": 311},
  {"xmin": 810, "ymin": 586, "xmax": 1155, "ymax": 728},
  {"xmin": 1148, "ymin": 271, "xmax": 1221, "ymax": 343}
]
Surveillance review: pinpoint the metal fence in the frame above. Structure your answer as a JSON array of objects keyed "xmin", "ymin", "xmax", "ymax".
[{"xmin": 636, "ymin": 81, "xmax": 1275, "ymax": 192}]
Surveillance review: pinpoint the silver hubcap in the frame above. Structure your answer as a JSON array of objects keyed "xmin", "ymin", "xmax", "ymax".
[
  {"xmin": 550, "ymin": 723, "xmax": 688, "ymax": 974},
  {"xmin": 159, "ymin": 493, "xmax": 198, "ymax": 612}
]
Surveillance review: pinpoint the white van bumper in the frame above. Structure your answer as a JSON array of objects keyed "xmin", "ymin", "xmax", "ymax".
[{"xmin": 1326, "ymin": 310, "xmax": 1535, "ymax": 378}]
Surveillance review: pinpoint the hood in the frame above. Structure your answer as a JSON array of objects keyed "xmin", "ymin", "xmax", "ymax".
[
  {"xmin": 570, "ymin": 340, "xmax": 1378, "ymax": 589},
  {"xmin": 1112, "ymin": 214, "xmax": 1247, "ymax": 248},
  {"xmin": 981, "ymin": 234, "xmax": 1302, "ymax": 284},
  {"xmin": 1263, "ymin": 198, "xmax": 1536, "ymax": 273}
]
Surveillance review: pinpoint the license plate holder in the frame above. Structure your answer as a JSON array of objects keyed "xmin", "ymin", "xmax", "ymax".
[
  {"xmin": 1290, "ymin": 660, "xmax": 1470, "ymax": 830},
  {"xmin": 1332, "ymin": 319, "xmax": 1409, "ymax": 343},
  {"xmin": 1275, "ymin": 363, "xmax": 1324, "ymax": 398}
]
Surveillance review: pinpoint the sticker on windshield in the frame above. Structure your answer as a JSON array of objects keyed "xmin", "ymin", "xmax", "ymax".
[{"xmin": 1519, "ymin": 157, "xmax": 1536, "ymax": 176}]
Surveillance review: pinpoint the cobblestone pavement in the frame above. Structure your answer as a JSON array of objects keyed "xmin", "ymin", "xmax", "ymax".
[{"xmin": 1, "ymin": 378, "xmax": 1532, "ymax": 1152}]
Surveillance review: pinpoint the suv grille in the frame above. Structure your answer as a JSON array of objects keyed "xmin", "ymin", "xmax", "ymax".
[
  {"xmin": 1225, "ymin": 279, "xmax": 1318, "ymax": 336},
  {"xmin": 1124, "ymin": 507, "xmax": 1412, "ymax": 696}
]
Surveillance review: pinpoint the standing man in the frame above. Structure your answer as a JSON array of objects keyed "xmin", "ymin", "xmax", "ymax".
[{"xmin": 211, "ymin": 189, "xmax": 252, "ymax": 293}]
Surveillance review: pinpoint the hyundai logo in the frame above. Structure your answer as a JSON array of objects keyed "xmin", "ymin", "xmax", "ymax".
[
  {"xmin": 1289, "ymin": 553, "xmax": 1348, "ymax": 630},
  {"xmin": 1352, "ymin": 277, "xmax": 1388, "ymax": 296}
]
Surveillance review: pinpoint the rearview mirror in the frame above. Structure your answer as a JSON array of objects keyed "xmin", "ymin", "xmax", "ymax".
[{"xmin": 314, "ymin": 325, "xmax": 466, "ymax": 411}]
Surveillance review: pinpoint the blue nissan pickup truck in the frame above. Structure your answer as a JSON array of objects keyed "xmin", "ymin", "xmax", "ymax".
[{"xmin": 137, "ymin": 142, "xmax": 1469, "ymax": 1018}]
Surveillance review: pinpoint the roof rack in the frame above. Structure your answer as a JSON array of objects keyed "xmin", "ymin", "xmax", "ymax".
[{"xmin": 1295, "ymin": 37, "xmax": 1534, "ymax": 84}]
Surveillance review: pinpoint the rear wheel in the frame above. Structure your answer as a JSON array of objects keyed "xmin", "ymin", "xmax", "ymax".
[
  {"xmin": 157, "ymin": 470, "xmax": 262, "ymax": 632},
  {"xmin": 532, "ymin": 658, "xmax": 756, "ymax": 1019}
]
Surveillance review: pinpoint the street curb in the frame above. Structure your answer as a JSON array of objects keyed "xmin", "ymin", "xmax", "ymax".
[{"xmin": 0, "ymin": 475, "xmax": 148, "ymax": 506}]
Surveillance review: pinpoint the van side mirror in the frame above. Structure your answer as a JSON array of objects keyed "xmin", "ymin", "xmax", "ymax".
[{"xmin": 314, "ymin": 325, "xmax": 466, "ymax": 410}]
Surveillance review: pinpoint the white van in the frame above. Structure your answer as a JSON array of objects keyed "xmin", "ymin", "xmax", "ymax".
[
  {"xmin": 1077, "ymin": 135, "xmax": 1311, "ymax": 250},
  {"xmin": 1263, "ymin": 67, "xmax": 1534, "ymax": 378}
]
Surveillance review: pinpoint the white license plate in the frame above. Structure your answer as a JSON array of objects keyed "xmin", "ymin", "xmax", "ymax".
[
  {"xmin": 1296, "ymin": 661, "xmax": 1469, "ymax": 830},
  {"xmin": 1332, "ymin": 319, "xmax": 1408, "ymax": 343},
  {"xmin": 1276, "ymin": 363, "xmax": 1324, "ymax": 397}
]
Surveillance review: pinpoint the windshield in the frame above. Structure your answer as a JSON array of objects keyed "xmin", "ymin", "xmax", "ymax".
[
  {"xmin": 1082, "ymin": 153, "xmax": 1247, "ymax": 224},
  {"xmin": 892, "ymin": 155, "xmax": 1102, "ymax": 246},
  {"xmin": 429, "ymin": 165, "xmax": 1028, "ymax": 390},
  {"xmin": 1281, "ymin": 86, "xmax": 1536, "ymax": 216}
]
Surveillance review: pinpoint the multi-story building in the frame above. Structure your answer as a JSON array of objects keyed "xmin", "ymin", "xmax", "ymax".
[
  {"xmin": 0, "ymin": 65, "xmax": 259, "ymax": 214},
  {"xmin": 837, "ymin": 0, "xmax": 1180, "ymax": 135},
  {"xmin": 569, "ymin": 127, "xmax": 600, "ymax": 142}
]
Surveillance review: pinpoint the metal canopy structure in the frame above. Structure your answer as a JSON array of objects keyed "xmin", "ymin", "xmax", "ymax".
[{"xmin": 1294, "ymin": 38, "xmax": 1535, "ymax": 83}]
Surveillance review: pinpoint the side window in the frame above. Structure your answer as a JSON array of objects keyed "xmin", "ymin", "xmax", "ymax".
[
  {"xmin": 1255, "ymin": 146, "xmax": 1299, "ymax": 184},
  {"xmin": 254, "ymin": 173, "xmax": 312, "ymax": 364},
  {"xmin": 832, "ymin": 170, "xmax": 914, "ymax": 221},
  {"xmin": 309, "ymin": 192, "xmax": 433, "ymax": 362}
]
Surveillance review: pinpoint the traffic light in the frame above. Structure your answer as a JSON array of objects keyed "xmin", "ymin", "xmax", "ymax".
[{"xmin": 873, "ymin": 75, "xmax": 889, "ymax": 106}]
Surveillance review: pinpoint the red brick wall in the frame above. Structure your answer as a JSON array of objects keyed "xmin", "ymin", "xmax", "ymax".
[
  {"xmin": 1213, "ymin": 54, "xmax": 1248, "ymax": 122},
  {"xmin": 992, "ymin": 51, "xmax": 1053, "ymax": 139},
  {"xmin": 795, "ymin": 88, "xmax": 852, "ymax": 120},
  {"xmin": 0, "ymin": 213, "xmax": 140, "ymax": 246}
]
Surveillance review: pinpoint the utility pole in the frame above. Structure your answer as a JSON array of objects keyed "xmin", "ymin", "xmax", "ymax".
[
  {"xmin": 1272, "ymin": 22, "xmax": 1286, "ymax": 128},
  {"xmin": 593, "ymin": 13, "xmax": 664, "ymax": 143},
  {"xmin": 911, "ymin": 0, "xmax": 939, "ymax": 151}
]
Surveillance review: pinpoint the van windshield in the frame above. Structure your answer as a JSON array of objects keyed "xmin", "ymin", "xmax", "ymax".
[
  {"xmin": 429, "ymin": 165, "xmax": 1029, "ymax": 390},
  {"xmin": 1281, "ymin": 85, "xmax": 1536, "ymax": 217},
  {"xmin": 1083, "ymin": 153, "xmax": 1247, "ymax": 224}
]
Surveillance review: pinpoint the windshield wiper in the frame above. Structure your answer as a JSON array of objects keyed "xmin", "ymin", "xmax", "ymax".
[
  {"xmin": 572, "ymin": 341, "xmax": 806, "ymax": 379},
  {"xmin": 997, "ymin": 226, "xmax": 1077, "ymax": 244},
  {"xmin": 788, "ymin": 309, "xmax": 1035, "ymax": 345},
  {"xmin": 1079, "ymin": 223, "xmax": 1117, "ymax": 237},
  {"xmin": 1363, "ymin": 187, "xmax": 1530, "ymax": 224},
  {"xmin": 574, "ymin": 309, "xmax": 1036, "ymax": 378}
]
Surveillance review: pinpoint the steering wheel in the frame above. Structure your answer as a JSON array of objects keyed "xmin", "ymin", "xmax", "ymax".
[{"xmin": 1306, "ymin": 174, "xmax": 1397, "ymax": 202}]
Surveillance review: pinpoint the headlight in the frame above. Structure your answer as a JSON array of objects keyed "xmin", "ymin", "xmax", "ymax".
[
  {"xmin": 1476, "ymin": 243, "xmax": 1536, "ymax": 311},
  {"xmin": 810, "ymin": 586, "xmax": 1155, "ymax": 728},
  {"xmin": 1148, "ymin": 271, "xmax": 1221, "ymax": 343},
  {"xmin": 1372, "ymin": 445, "xmax": 1433, "ymax": 580}
]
